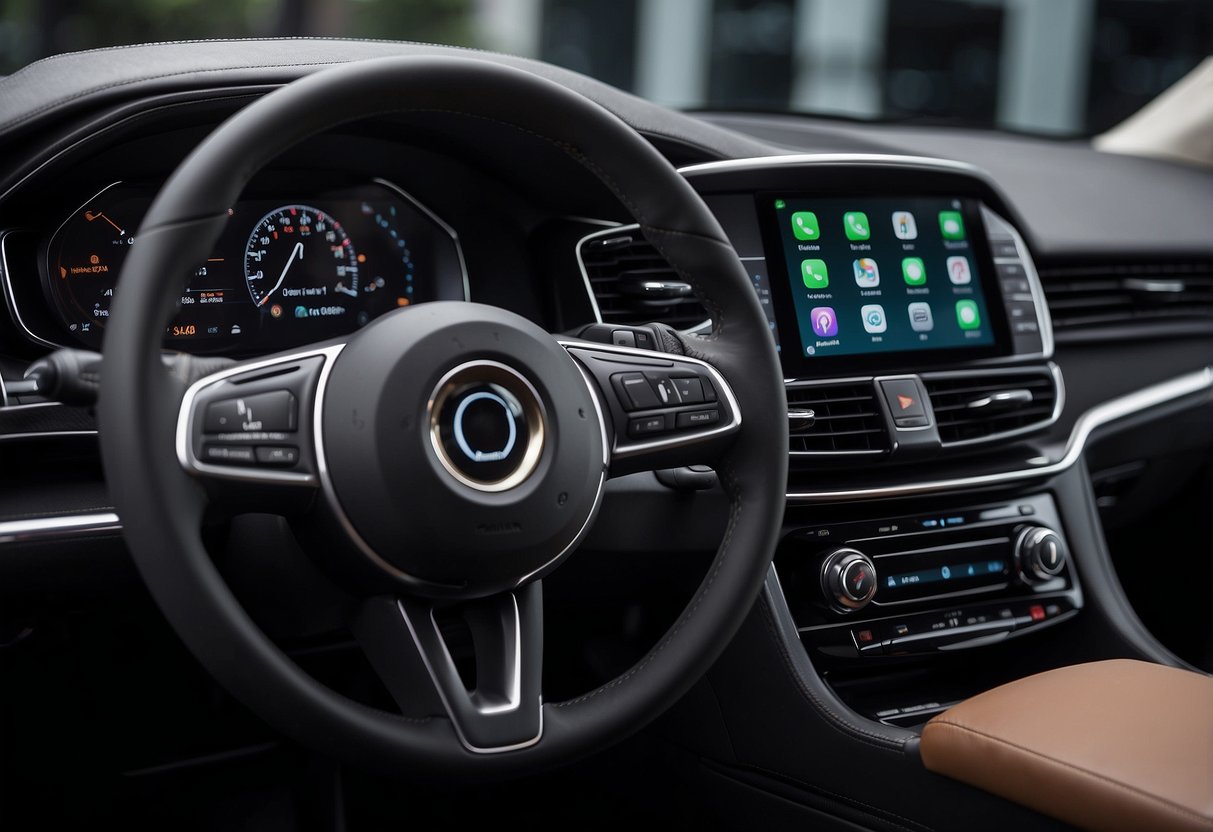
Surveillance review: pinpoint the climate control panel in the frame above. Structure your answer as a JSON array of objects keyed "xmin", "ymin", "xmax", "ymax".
[{"xmin": 775, "ymin": 493, "xmax": 1081, "ymax": 658}]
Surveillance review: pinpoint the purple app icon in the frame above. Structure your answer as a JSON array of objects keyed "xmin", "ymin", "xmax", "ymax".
[{"xmin": 810, "ymin": 306, "xmax": 838, "ymax": 337}]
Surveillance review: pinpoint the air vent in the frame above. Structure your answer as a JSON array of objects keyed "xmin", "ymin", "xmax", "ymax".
[
  {"xmin": 923, "ymin": 367, "xmax": 1059, "ymax": 446},
  {"xmin": 578, "ymin": 225, "xmax": 709, "ymax": 329},
  {"xmin": 1038, "ymin": 261, "xmax": 1213, "ymax": 331},
  {"xmin": 786, "ymin": 380, "xmax": 889, "ymax": 454}
]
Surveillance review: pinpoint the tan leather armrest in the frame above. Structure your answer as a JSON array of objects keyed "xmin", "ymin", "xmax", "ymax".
[{"xmin": 921, "ymin": 660, "xmax": 1213, "ymax": 832}]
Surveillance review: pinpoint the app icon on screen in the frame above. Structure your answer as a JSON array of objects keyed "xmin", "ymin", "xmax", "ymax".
[
  {"xmin": 892, "ymin": 211, "xmax": 918, "ymax": 240},
  {"xmin": 809, "ymin": 306, "xmax": 838, "ymax": 338},
  {"xmin": 956, "ymin": 299, "xmax": 981, "ymax": 330},
  {"xmin": 939, "ymin": 211, "xmax": 966, "ymax": 240},
  {"xmin": 791, "ymin": 212, "xmax": 820, "ymax": 240},
  {"xmin": 852, "ymin": 258, "xmax": 880, "ymax": 288},
  {"xmin": 946, "ymin": 256, "xmax": 972, "ymax": 285},
  {"xmin": 843, "ymin": 211, "xmax": 871, "ymax": 241},
  {"xmin": 908, "ymin": 302, "xmax": 934, "ymax": 332},
  {"xmin": 902, "ymin": 257, "xmax": 927, "ymax": 285},
  {"xmin": 860, "ymin": 304, "xmax": 887, "ymax": 334},
  {"xmin": 801, "ymin": 259, "xmax": 829, "ymax": 289}
]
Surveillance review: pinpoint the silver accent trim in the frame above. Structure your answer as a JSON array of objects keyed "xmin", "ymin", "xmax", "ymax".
[
  {"xmin": 371, "ymin": 177, "xmax": 470, "ymax": 303},
  {"xmin": 787, "ymin": 366, "xmax": 1213, "ymax": 502},
  {"xmin": 0, "ymin": 511, "xmax": 121, "ymax": 543},
  {"xmin": 557, "ymin": 338, "xmax": 743, "ymax": 460},
  {"xmin": 176, "ymin": 345, "xmax": 340, "ymax": 486},
  {"xmin": 396, "ymin": 597, "xmax": 542, "ymax": 755},
  {"xmin": 678, "ymin": 153, "xmax": 986, "ymax": 177},
  {"xmin": 426, "ymin": 360, "xmax": 546, "ymax": 493}
]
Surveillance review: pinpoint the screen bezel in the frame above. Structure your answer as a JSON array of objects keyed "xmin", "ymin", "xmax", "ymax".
[{"xmin": 756, "ymin": 190, "xmax": 1013, "ymax": 378}]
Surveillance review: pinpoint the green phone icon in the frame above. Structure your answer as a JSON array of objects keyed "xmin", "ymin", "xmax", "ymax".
[
  {"xmin": 902, "ymin": 257, "xmax": 926, "ymax": 286},
  {"xmin": 844, "ymin": 211, "xmax": 870, "ymax": 241},
  {"xmin": 956, "ymin": 300, "xmax": 981, "ymax": 330},
  {"xmin": 801, "ymin": 259, "xmax": 829, "ymax": 289},
  {"xmin": 791, "ymin": 212, "xmax": 820, "ymax": 240},
  {"xmin": 939, "ymin": 211, "xmax": 966, "ymax": 240}
]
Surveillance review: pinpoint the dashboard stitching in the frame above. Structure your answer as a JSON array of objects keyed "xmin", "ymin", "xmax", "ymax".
[
  {"xmin": 552, "ymin": 462, "xmax": 744, "ymax": 709},
  {"xmin": 757, "ymin": 596, "xmax": 907, "ymax": 753}
]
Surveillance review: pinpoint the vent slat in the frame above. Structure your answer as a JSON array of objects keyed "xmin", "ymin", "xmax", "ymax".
[
  {"xmin": 923, "ymin": 369, "xmax": 1058, "ymax": 445},
  {"xmin": 581, "ymin": 231, "xmax": 709, "ymax": 327},
  {"xmin": 786, "ymin": 381, "xmax": 891, "ymax": 454},
  {"xmin": 1039, "ymin": 261, "xmax": 1213, "ymax": 331}
]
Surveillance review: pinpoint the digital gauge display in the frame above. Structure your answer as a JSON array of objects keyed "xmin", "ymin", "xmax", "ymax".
[{"xmin": 44, "ymin": 180, "xmax": 464, "ymax": 354}]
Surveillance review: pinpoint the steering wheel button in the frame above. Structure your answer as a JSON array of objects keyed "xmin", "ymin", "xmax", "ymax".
[
  {"xmin": 204, "ymin": 390, "xmax": 296, "ymax": 433},
  {"xmin": 627, "ymin": 414, "xmax": 668, "ymax": 437},
  {"xmin": 255, "ymin": 446, "xmax": 300, "ymax": 466},
  {"xmin": 610, "ymin": 329, "xmax": 637, "ymax": 348},
  {"xmin": 615, "ymin": 373, "xmax": 661, "ymax": 410},
  {"xmin": 643, "ymin": 373, "xmax": 683, "ymax": 406},
  {"xmin": 672, "ymin": 377, "xmax": 705, "ymax": 404},
  {"xmin": 203, "ymin": 444, "xmax": 256, "ymax": 464},
  {"xmin": 675, "ymin": 408, "xmax": 719, "ymax": 430}
]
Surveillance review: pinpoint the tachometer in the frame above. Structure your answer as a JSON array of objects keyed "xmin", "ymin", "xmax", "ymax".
[{"xmin": 243, "ymin": 205, "xmax": 360, "ymax": 318}]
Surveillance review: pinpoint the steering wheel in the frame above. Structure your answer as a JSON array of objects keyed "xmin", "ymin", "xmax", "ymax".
[{"xmin": 99, "ymin": 56, "xmax": 787, "ymax": 775}]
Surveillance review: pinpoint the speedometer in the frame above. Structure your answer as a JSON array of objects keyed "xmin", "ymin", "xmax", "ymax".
[{"xmin": 243, "ymin": 205, "xmax": 360, "ymax": 318}]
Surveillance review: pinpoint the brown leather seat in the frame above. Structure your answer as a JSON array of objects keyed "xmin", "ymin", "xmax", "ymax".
[{"xmin": 920, "ymin": 659, "xmax": 1213, "ymax": 832}]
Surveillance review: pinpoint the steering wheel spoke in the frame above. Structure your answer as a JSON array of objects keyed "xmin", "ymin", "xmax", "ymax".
[
  {"xmin": 354, "ymin": 582, "xmax": 544, "ymax": 753},
  {"xmin": 562, "ymin": 340, "xmax": 742, "ymax": 477},
  {"xmin": 175, "ymin": 342, "xmax": 343, "ymax": 513}
]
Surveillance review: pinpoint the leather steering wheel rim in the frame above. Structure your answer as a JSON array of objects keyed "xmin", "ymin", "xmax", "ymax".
[{"xmin": 99, "ymin": 56, "xmax": 788, "ymax": 776}]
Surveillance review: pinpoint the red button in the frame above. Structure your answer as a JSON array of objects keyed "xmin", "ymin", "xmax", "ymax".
[
  {"xmin": 856, "ymin": 629, "xmax": 874, "ymax": 643},
  {"xmin": 897, "ymin": 394, "xmax": 914, "ymax": 410},
  {"xmin": 1029, "ymin": 604, "xmax": 1046, "ymax": 622}
]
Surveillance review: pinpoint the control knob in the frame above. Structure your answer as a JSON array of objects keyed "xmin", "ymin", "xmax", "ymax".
[
  {"xmin": 820, "ymin": 548, "xmax": 878, "ymax": 612},
  {"xmin": 1014, "ymin": 525, "xmax": 1068, "ymax": 584}
]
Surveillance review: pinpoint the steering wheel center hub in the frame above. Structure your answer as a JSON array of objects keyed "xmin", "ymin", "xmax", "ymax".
[
  {"xmin": 429, "ymin": 360, "xmax": 545, "ymax": 492},
  {"xmin": 317, "ymin": 302, "xmax": 607, "ymax": 596}
]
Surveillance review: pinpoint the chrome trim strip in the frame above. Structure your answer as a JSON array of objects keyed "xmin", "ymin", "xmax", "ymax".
[
  {"xmin": 430, "ymin": 596, "xmax": 522, "ymax": 716},
  {"xmin": 371, "ymin": 177, "xmax": 470, "ymax": 303},
  {"xmin": 678, "ymin": 153, "xmax": 985, "ymax": 177},
  {"xmin": 557, "ymin": 338, "xmax": 743, "ymax": 459},
  {"xmin": 176, "ymin": 345, "xmax": 341, "ymax": 486},
  {"xmin": 0, "ymin": 512, "xmax": 121, "ymax": 543},
  {"xmin": 786, "ymin": 366, "xmax": 1213, "ymax": 502}
]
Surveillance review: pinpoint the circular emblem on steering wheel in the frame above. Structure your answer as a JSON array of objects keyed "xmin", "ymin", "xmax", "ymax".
[{"xmin": 429, "ymin": 360, "xmax": 545, "ymax": 492}]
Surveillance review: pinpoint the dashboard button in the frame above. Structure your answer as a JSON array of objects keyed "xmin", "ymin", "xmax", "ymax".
[
  {"xmin": 675, "ymin": 408, "xmax": 719, "ymax": 429},
  {"xmin": 995, "ymin": 261, "xmax": 1026, "ymax": 280},
  {"xmin": 894, "ymin": 415, "xmax": 929, "ymax": 428},
  {"xmin": 203, "ymin": 444, "xmax": 256, "ymax": 464},
  {"xmin": 1013, "ymin": 320, "xmax": 1040, "ymax": 334},
  {"xmin": 1001, "ymin": 276, "xmax": 1031, "ymax": 295},
  {"xmin": 204, "ymin": 390, "xmax": 296, "ymax": 433},
  {"xmin": 991, "ymin": 241, "xmax": 1020, "ymax": 259},
  {"xmin": 878, "ymin": 378, "xmax": 927, "ymax": 420},
  {"xmin": 255, "ymin": 446, "xmax": 300, "ymax": 466}
]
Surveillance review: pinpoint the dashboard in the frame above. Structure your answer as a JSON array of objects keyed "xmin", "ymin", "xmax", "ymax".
[{"xmin": 0, "ymin": 38, "xmax": 1211, "ymax": 832}]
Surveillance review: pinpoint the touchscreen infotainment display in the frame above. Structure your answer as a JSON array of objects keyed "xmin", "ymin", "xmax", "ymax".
[{"xmin": 767, "ymin": 196, "xmax": 999, "ymax": 363}]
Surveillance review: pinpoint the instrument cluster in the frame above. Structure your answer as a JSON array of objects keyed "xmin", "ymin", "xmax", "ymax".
[{"xmin": 40, "ymin": 179, "xmax": 465, "ymax": 355}]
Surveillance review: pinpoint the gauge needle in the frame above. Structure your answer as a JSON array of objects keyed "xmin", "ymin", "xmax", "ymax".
[{"xmin": 259, "ymin": 241, "xmax": 304, "ymax": 307}]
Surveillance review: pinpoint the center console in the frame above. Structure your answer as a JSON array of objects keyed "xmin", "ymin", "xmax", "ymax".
[{"xmin": 671, "ymin": 155, "xmax": 1082, "ymax": 729}]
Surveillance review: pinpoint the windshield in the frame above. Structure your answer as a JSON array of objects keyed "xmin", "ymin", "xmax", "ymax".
[{"xmin": 1, "ymin": 0, "xmax": 1209, "ymax": 136}]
